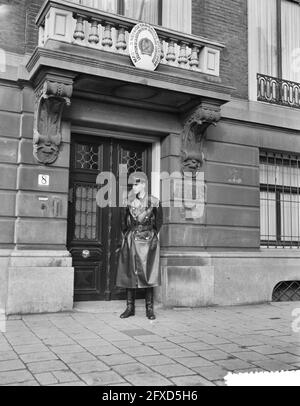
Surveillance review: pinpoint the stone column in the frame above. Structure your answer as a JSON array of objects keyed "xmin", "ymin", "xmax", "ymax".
[{"xmin": 6, "ymin": 71, "xmax": 76, "ymax": 315}]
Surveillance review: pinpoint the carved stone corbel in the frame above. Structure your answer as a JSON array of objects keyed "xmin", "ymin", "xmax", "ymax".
[
  {"xmin": 33, "ymin": 75, "xmax": 74, "ymax": 165},
  {"xmin": 181, "ymin": 102, "xmax": 221, "ymax": 174}
]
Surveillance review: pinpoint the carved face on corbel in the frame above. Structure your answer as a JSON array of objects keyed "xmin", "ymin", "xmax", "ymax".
[
  {"xmin": 33, "ymin": 97, "xmax": 65, "ymax": 164},
  {"xmin": 181, "ymin": 149, "xmax": 204, "ymax": 173},
  {"xmin": 33, "ymin": 140, "xmax": 60, "ymax": 165},
  {"xmin": 33, "ymin": 79, "xmax": 73, "ymax": 165},
  {"xmin": 181, "ymin": 104, "xmax": 221, "ymax": 174}
]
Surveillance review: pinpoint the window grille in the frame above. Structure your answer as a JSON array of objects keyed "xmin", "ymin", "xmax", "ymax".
[
  {"xmin": 272, "ymin": 281, "xmax": 300, "ymax": 301},
  {"xmin": 260, "ymin": 150, "xmax": 300, "ymax": 247}
]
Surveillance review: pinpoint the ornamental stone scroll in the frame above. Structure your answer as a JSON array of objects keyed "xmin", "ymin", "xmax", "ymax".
[
  {"xmin": 33, "ymin": 75, "xmax": 74, "ymax": 165},
  {"xmin": 181, "ymin": 102, "xmax": 221, "ymax": 174}
]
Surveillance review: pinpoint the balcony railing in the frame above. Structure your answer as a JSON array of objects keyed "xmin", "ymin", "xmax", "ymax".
[
  {"xmin": 36, "ymin": 0, "xmax": 224, "ymax": 77},
  {"xmin": 257, "ymin": 73, "xmax": 300, "ymax": 109}
]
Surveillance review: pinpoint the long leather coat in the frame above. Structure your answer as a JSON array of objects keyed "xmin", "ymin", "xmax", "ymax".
[{"xmin": 115, "ymin": 193, "xmax": 163, "ymax": 289}]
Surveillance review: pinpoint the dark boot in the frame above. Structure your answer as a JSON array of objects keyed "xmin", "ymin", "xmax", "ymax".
[
  {"xmin": 120, "ymin": 289, "xmax": 135, "ymax": 319},
  {"xmin": 145, "ymin": 288, "xmax": 156, "ymax": 320}
]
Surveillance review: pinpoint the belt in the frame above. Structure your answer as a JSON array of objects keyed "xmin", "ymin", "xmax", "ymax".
[{"xmin": 131, "ymin": 225, "xmax": 153, "ymax": 232}]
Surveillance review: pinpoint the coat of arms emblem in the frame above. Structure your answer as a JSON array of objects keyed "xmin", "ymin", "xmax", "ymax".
[{"xmin": 129, "ymin": 23, "xmax": 161, "ymax": 71}]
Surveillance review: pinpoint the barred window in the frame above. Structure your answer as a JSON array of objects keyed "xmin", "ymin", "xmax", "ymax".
[{"xmin": 260, "ymin": 150, "xmax": 300, "ymax": 247}]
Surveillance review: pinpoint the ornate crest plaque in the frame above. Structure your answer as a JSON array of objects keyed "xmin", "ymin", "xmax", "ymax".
[{"xmin": 129, "ymin": 23, "xmax": 161, "ymax": 71}]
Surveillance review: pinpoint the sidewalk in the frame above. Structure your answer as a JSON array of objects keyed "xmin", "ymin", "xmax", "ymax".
[{"xmin": 0, "ymin": 300, "xmax": 300, "ymax": 386}]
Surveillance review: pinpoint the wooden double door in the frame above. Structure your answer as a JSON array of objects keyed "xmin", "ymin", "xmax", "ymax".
[{"xmin": 67, "ymin": 134, "xmax": 151, "ymax": 301}]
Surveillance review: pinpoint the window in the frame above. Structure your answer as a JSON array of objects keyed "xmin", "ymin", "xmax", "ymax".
[
  {"xmin": 260, "ymin": 150, "xmax": 300, "ymax": 247},
  {"xmin": 71, "ymin": 0, "xmax": 191, "ymax": 33},
  {"xmin": 248, "ymin": 0, "xmax": 300, "ymax": 100}
]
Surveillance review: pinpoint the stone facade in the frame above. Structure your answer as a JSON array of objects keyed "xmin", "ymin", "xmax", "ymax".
[{"xmin": 0, "ymin": 0, "xmax": 300, "ymax": 314}]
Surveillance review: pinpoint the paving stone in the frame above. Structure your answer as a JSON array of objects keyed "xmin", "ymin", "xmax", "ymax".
[
  {"xmin": 51, "ymin": 381, "xmax": 87, "ymax": 386},
  {"xmin": 180, "ymin": 341, "xmax": 214, "ymax": 351},
  {"xmin": 42, "ymin": 338, "xmax": 76, "ymax": 346},
  {"xmin": 166, "ymin": 335, "xmax": 199, "ymax": 344},
  {"xmin": 230, "ymin": 337, "xmax": 265, "ymax": 347},
  {"xmin": 74, "ymin": 338, "xmax": 109, "ymax": 348},
  {"xmin": 148, "ymin": 341, "xmax": 181, "ymax": 350},
  {"xmin": 52, "ymin": 370, "xmax": 80, "ymax": 383},
  {"xmin": 41, "ymin": 337, "xmax": 77, "ymax": 347},
  {"xmin": 123, "ymin": 345, "xmax": 160, "ymax": 357},
  {"xmin": 99, "ymin": 353, "xmax": 136, "ymax": 366},
  {"xmin": 125, "ymin": 372, "xmax": 173, "ymax": 386},
  {"xmin": 176, "ymin": 356, "xmax": 214, "ymax": 368},
  {"xmin": 215, "ymin": 359, "xmax": 256, "ymax": 371},
  {"xmin": 80, "ymin": 371, "xmax": 125, "ymax": 386},
  {"xmin": 27, "ymin": 360, "xmax": 67, "ymax": 374},
  {"xmin": 71, "ymin": 332, "xmax": 100, "ymax": 340},
  {"xmin": 134, "ymin": 335, "xmax": 168, "ymax": 343},
  {"xmin": 157, "ymin": 347, "xmax": 197, "ymax": 358},
  {"xmin": 233, "ymin": 367, "xmax": 265, "ymax": 375},
  {"xmin": 0, "ymin": 369, "xmax": 34, "ymax": 385},
  {"xmin": 214, "ymin": 343, "xmax": 251, "ymax": 353},
  {"xmin": 5, "ymin": 380, "xmax": 40, "ymax": 386},
  {"xmin": 136, "ymin": 355, "xmax": 175, "ymax": 366},
  {"xmin": 195, "ymin": 335, "xmax": 231, "ymax": 345},
  {"xmin": 86, "ymin": 345, "xmax": 122, "ymax": 356},
  {"xmin": 285, "ymin": 346, "xmax": 300, "ymax": 356},
  {"xmin": 193, "ymin": 366, "xmax": 229, "ymax": 381},
  {"xmin": 112, "ymin": 362, "xmax": 152, "ymax": 376},
  {"xmin": 213, "ymin": 380, "xmax": 227, "ymax": 386},
  {"xmin": 268, "ymin": 353, "xmax": 300, "ymax": 364},
  {"xmin": 5, "ymin": 337, "xmax": 41, "ymax": 346},
  {"xmin": 110, "ymin": 340, "xmax": 138, "ymax": 349},
  {"xmin": 252, "ymin": 360, "xmax": 299, "ymax": 373},
  {"xmin": 20, "ymin": 351, "xmax": 58, "ymax": 363},
  {"xmin": 231, "ymin": 351, "xmax": 269, "ymax": 362},
  {"xmin": 0, "ymin": 351, "xmax": 18, "ymax": 361},
  {"xmin": 49, "ymin": 345, "xmax": 84, "ymax": 354},
  {"xmin": 68, "ymin": 360, "xmax": 110, "ymax": 374},
  {"xmin": 58, "ymin": 352, "xmax": 97, "ymax": 364},
  {"xmin": 171, "ymin": 375, "xmax": 215, "ymax": 386},
  {"xmin": 250, "ymin": 345, "xmax": 286, "ymax": 355},
  {"xmin": 35, "ymin": 372, "xmax": 58, "ymax": 385},
  {"xmin": 13, "ymin": 344, "xmax": 49, "ymax": 354},
  {"xmin": 196, "ymin": 349, "xmax": 230, "ymax": 361},
  {"xmin": 0, "ymin": 359, "xmax": 26, "ymax": 372},
  {"xmin": 0, "ymin": 343, "xmax": 13, "ymax": 352},
  {"xmin": 151, "ymin": 363, "xmax": 196, "ymax": 378}
]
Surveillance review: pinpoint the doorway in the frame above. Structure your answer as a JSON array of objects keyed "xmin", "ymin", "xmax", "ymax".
[{"xmin": 67, "ymin": 134, "xmax": 152, "ymax": 301}]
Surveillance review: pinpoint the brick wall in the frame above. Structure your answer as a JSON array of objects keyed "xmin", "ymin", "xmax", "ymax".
[
  {"xmin": 25, "ymin": 0, "xmax": 44, "ymax": 54},
  {"xmin": 192, "ymin": 0, "xmax": 248, "ymax": 99},
  {"xmin": 0, "ymin": 0, "xmax": 26, "ymax": 54},
  {"xmin": 0, "ymin": 0, "xmax": 43, "ymax": 55}
]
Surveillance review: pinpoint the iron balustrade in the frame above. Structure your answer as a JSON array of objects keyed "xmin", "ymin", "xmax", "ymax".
[{"xmin": 257, "ymin": 73, "xmax": 300, "ymax": 109}]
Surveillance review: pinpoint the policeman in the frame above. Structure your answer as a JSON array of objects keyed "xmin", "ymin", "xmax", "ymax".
[{"xmin": 116, "ymin": 174, "xmax": 163, "ymax": 320}]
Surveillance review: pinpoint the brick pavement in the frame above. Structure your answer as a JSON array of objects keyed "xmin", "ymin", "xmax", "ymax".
[{"xmin": 0, "ymin": 301, "xmax": 299, "ymax": 386}]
